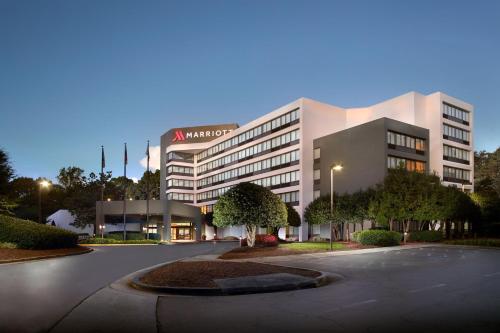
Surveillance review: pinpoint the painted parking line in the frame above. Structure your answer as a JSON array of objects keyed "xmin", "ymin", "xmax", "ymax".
[
  {"xmin": 343, "ymin": 299, "xmax": 378, "ymax": 308},
  {"xmin": 483, "ymin": 272, "xmax": 500, "ymax": 278},
  {"xmin": 409, "ymin": 283, "xmax": 446, "ymax": 293}
]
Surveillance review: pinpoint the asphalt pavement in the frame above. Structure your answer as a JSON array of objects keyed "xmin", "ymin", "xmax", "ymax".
[
  {"xmin": 157, "ymin": 246, "xmax": 500, "ymax": 333},
  {"xmin": 0, "ymin": 242, "xmax": 237, "ymax": 333}
]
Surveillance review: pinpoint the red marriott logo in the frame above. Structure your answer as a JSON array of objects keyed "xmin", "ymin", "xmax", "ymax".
[{"xmin": 172, "ymin": 131, "xmax": 186, "ymax": 142}]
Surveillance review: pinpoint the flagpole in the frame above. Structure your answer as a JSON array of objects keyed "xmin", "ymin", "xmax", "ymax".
[
  {"xmin": 100, "ymin": 146, "xmax": 105, "ymax": 237},
  {"xmin": 146, "ymin": 140, "xmax": 150, "ymax": 240},
  {"xmin": 123, "ymin": 143, "xmax": 127, "ymax": 241}
]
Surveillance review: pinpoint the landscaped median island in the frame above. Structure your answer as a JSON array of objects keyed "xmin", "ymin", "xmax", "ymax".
[
  {"xmin": 0, "ymin": 215, "xmax": 90, "ymax": 263},
  {"xmin": 132, "ymin": 260, "xmax": 326, "ymax": 295}
]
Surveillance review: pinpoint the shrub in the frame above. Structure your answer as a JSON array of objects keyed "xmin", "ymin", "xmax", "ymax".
[
  {"xmin": 80, "ymin": 238, "xmax": 159, "ymax": 244},
  {"xmin": 0, "ymin": 242, "xmax": 17, "ymax": 249},
  {"xmin": 0, "ymin": 215, "xmax": 78, "ymax": 249},
  {"xmin": 240, "ymin": 234, "xmax": 278, "ymax": 247},
  {"xmin": 351, "ymin": 231, "xmax": 361, "ymax": 243},
  {"xmin": 223, "ymin": 236, "xmax": 239, "ymax": 241},
  {"xmin": 309, "ymin": 235, "xmax": 329, "ymax": 242},
  {"xmin": 105, "ymin": 231, "xmax": 147, "ymax": 241},
  {"xmin": 409, "ymin": 230, "xmax": 443, "ymax": 242},
  {"xmin": 357, "ymin": 230, "xmax": 401, "ymax": 246}
]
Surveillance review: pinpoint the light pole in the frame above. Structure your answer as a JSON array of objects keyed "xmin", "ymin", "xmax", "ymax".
[
  {"xmin": 330, "ymin": 164, "xmax": 343, "ymax": 251},
  {"xmin": 38, "ymin": 180, "xmax": 50, "ymax": 224},
  {"xmin": 99, "ymin": 225, "xmax": 106, "ymax": 239}
]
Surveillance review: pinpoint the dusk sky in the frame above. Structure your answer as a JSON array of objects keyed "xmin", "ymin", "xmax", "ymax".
[{"xmin": 1, "ymin": 0, "xmax": 499, "ymax": 182}]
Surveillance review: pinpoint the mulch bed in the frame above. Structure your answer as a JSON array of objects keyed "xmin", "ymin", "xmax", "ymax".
[
  {"xmin": 0, "ymin": 246, "xmax": 91, "ymax": 263},
  {"xmin": 219, "ymin": 242, "xmax": 376, "ymax": 260},
  {"xmin": 139, "ymin": 261, "xmax": 321, "ymax": 288}
]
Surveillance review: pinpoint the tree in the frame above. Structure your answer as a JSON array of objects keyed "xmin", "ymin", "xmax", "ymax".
[
  {"xmin": 65, "ymin": 172, "xmax": 101, "ymax": 229},
  {"xmin": 213, "ymin": 183, "xmax": 287, "ymax": 247},
  {"xmin": 133, "ymin": 170, "xmax": 160, "ymax": 200},
  {"xmin": 304, "ymin": 195, "xmax": 340, "ymax": 239},
  {"xmin": 286, "ymin": 203, "xmax": 301, "ymax": 227},
  {"xmin": 56, "ymin": 167, "xmax": 85, "ymax": 190},
  {"xmin": 475, "ymin": 148, "xmax": 500, "ymax": 197},
  {"xmin": 0, "ymin": 148, "xmax": 15, "ymax": 214}
]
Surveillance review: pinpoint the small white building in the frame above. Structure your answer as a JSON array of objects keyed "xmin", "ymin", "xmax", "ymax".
[{"xmin": 46, "ymin": 209, "xmax": 94, "ymax": 235}]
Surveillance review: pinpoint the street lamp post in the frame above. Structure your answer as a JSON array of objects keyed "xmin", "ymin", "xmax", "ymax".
[
  {"xmin": 99, "ymin": 225, "xmax": 106, "ymax": 239},
  {"xmin": 38, "ymin": 180, "xmax": 50, "ymax": 224},
  {"xmin": 330, "ymin": 164, "xmax": 343, "ymax": 251}
]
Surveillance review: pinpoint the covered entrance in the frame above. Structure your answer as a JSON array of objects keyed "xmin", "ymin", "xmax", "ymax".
[{"xmin": 170, "ymin": 222, "xmax": 194, "ymax": 240}]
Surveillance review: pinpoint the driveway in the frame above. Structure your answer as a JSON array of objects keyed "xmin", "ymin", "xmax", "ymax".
[
  {"xmin": 158, "ymin": 246, "xmax": 500, "ymax": 333},
  {"xmin": 0, "ymin": 242, "xmax": 237, "ymax": 333}
]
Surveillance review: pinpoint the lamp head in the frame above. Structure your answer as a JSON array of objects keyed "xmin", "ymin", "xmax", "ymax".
[{"xmin": 332, "ymin": 164, "xmax": 343, "ymax": 172}]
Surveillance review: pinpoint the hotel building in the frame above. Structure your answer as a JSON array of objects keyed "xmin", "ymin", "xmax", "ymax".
[{"xmin": 158, "ymin": 91, "xmax": 474, "ymax": 242}]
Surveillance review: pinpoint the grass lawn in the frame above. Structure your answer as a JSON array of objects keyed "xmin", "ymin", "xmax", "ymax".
[{"xmin": 279, "ymin": 242, "xmax": 346, "ymax": 251}]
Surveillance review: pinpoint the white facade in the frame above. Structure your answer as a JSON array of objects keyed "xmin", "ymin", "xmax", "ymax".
[
  {"xmin": 163, "ymin": 91, "xmax": 474, "ymax": 241},
  {"xmin": 46, "ymin": 209, "xmax": 94, "ymax": 235}
]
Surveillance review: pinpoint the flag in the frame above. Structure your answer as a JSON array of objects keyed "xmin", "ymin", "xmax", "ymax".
[
  {"xmin": 124, "ymin": 143, "xmax": 128, "ymax": 165},
  {"xmin": 146, "ymin": 140, "xmax": 150, "ymax": 160},
  {"xmin": 101, "ymin": 146, "xmax": 105, "ymax": 169}
]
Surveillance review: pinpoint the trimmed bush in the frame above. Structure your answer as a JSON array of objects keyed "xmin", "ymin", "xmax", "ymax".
[
  {"xmin": 80, "ymin": 238, "xmax": 159, "ymax": 244},
  {"xmin": 105, "ymin": 231, "xmax": 151, "ymax": 241},
  {"xmin": 241, "ymin": 234, "xmax": 278, "ymax": 247},
  {"xmin": 351, "ymin": 231, "xmax": 361, "ymax": 243},
  {"xmin": 357, "ymin": 230, "xmax": 401, "ymax": 246},
  {"xmin": 409, "ymin": 230, "xmax": 443, "ymax": 242},
  {"xmin": 0, "ymin": 215, "xmax": 78, "ymax": 249}
]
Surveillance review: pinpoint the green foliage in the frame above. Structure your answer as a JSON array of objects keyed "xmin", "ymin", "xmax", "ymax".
[
  {"xmin": 214, "ymin": 183, "xmax": 287, "ymax": 247},
  {"xmin": 351, "ymin": 231, "xmax": 361, "ymax": 242},
  {"xmin": 57, "ymin": 166, "xmax": 85, "ymax": 190},
  {"xmin": 304, "ymin": 195, "xmax": 332, "ymax": 225},
  {"xmin": 80, "ymin": 238, "xmax": 158, "ymax": 244},
  {"xmin": 133, "ymin": 170, "xmax": 160, "ymax": 200},
  {"xmin": 475, "ymin": 149, "xmax": 500, "ymax": 198},
  {"xmin": 408, "ymin": 230, "xmax": 443, "ymax": 242},
  {"xmin": 280, "ymin": 242, "xmax": 345, "ymax": 251},
  {"xmin": 0, "ymin": 148, "xmax": 14, "ymax": 195},
  {"xmin": 357, "ymin": 230, "xmax": 401, "ymax": 246},
  {"xmin": 0, "ymin": 242, "xmax": 17, "ymax": 249},
  {"xmin": 105, "ymin": 232, "xmax": 145, "ymax": 241},
  {"xmin": 213, "ymin": 183, "xmax": 287, "ymax": 228},
  {"xmin": 0, "ymin": 215, "xmax": 78, "ymax": 249},
  {"xmin": 285, "ymin": 203, "xmax": 301, "ymax": 227}
]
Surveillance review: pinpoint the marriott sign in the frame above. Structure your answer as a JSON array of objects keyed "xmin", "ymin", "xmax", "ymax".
[{"xmin": 164, "ymin": 124, "xmax": 239, "ymax": 145}]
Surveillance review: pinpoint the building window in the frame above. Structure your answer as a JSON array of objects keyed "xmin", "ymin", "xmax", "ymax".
[
  {"xmin": 313, "ymin": 190, "xmax": 320, "ymax": 199},
  {"xmin": 443, "ymin": 102, "xmax": 470, "ymax": 125},
  {"xmin": 443, "ymin": 124, "xmax": 470, "ymax": 145},
  {"xmin": 278, "ymin": 191, "xmax": 300, "ymax": 205},
  {"xmin": 443, "ymin": 145, "xmax": 470, "ymax": 164},
  {"xmin": 387, "ymin": 131, "xmax": 426, "ymax": 153},
  {"xmin": 166, "ymin": 165, "xmax": 194, "ymax": 175},
  {"xmin": 166, "ymin": 192, "xmax": 194, "ymax": 202},
  {"xmin": 313, "ymin": 169, "xmax": 321, "ymax": 180},
  {"xmin": 166, "ymin": 178, "xmax": 194, "ymax": 189},
  {"xmin": 196, "ymin": 108, "xmax": 300, "ymax": 162},
  {"xmin": 166, "ymin": 151, "xmax": 194, "ymax": 163},
  {"xmin": 443, "ymin": 166, "xmax": 470, "ymax": 184},
  {"xmin": 387, "ymin": 156, "xmax": 425, "ymax": 173},
  {"xmin": 313, "ymin": 148, "xmax": 320, "ymax": 160}
]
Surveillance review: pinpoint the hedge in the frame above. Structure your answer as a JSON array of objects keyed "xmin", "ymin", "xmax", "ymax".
[
  {"xmin": 80, "ymin": 238, "xmax": 159, "ymax": 244},
  {"xmin": 105, "ymin": 231, "xmax": 161, "ymax": 241},
  {"xmin": 356, "ymin": 230, "xmax": 401, "ymax": 246},
  {"xmin": 409, "ymin": 230, "xmax": 443, "ymax": 242},
  {"xmin": 0, "ymin": 215, "xmax": 78, "ymax": 249}
]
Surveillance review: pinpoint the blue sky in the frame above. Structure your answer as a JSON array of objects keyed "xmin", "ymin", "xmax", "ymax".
[{"xmin": 1, "ymin": 0, "xmax": 499, "ymax": 182}]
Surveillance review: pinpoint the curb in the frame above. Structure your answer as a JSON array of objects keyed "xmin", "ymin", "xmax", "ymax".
[
  {"xmin": 130, "ymin": 269, "xmax": 330, "ymax": 296},
  {"xmin": 0, "ymin": 247, "xmax": 93, "ymax": 264}
]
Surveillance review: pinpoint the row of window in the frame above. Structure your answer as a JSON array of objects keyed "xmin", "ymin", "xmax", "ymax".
[
  {"xmin": 278, "ymin": 191, "xmax": 299, "ymax": 204},
  {"xmin": 195, "ymin": 109, "xmax": 300, "ymax": 161},
  {"xmin": 197, "ymin": 130, "xmax": 300, "ymax": 174},
  {"xmin": 387, "ymin": 156, "xmax": 426, "ymax": 172},
  {"xmin": 443, "ymin": 145, "xmax": 470, "ymax": 162},
  {"xmin": 443, "ymin": 103, "xmax": 470, "ymax": 123},
  {"xmin": 166, "ymin": 192, "xmax": 194, "ymax": 201},
  {"xmin": 443, "ymin": 124, "xmax": 470, "ymax": 143},
  {"xmin": 197, "ymin": 186, "xmax": 233, "ymax": 202},
  {"xmin": 196, "ymin": 171, "xmax": 300, "ymax": 202},
  {"xmin": 166, "ymin": 178, "xmax": 194, "ymax": 188},
  {"xmin": 166, "ymin": 151, "xmax": 194, "ymax": 163},
  {"xmin": 387, "ymin": 131, "xmax": 425, "ymax": 151},
  {"xmin": 166, "ymin": 165, "xmax": 194, "ymax": 175},
  {"xmin": 443, "ymin": 166, "xmax": 470, "ymax": 183},
  {"xmin": 196, "ymin": 150, "xmax": 300, "ymax": 188},
  {"xmin": 252, "ymin": 171, "xmax": 300, "ymax": 188}
]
